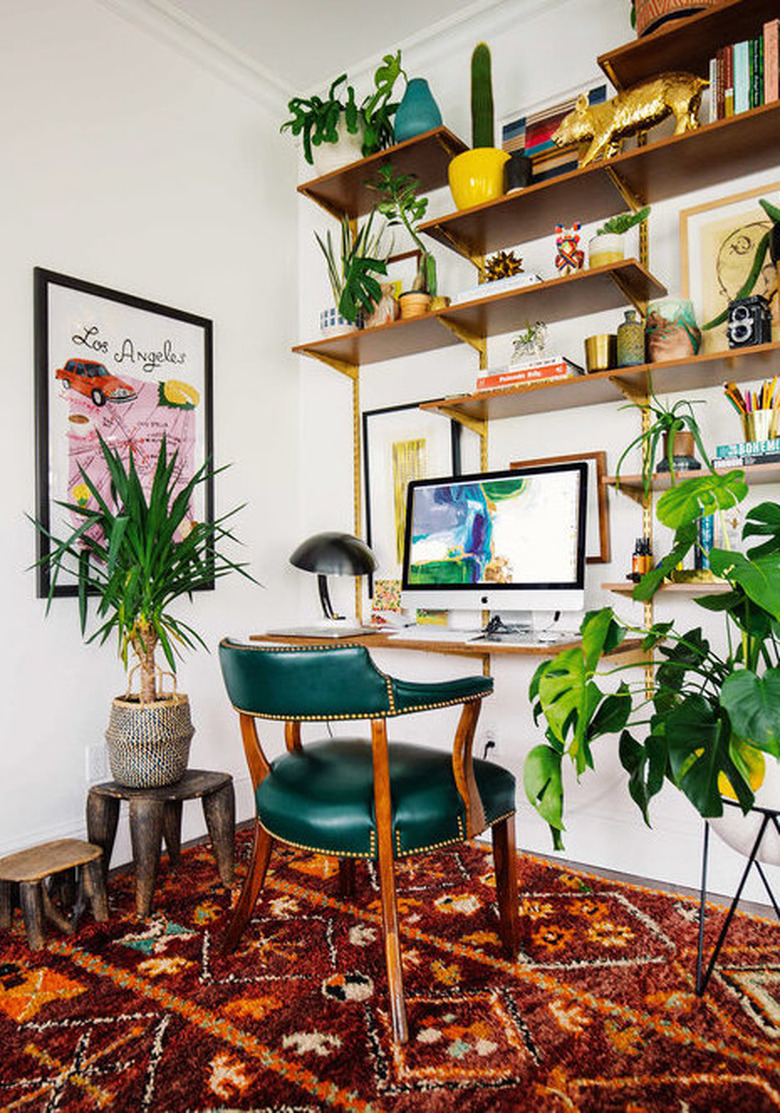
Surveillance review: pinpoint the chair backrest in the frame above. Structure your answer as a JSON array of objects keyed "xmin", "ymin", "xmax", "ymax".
[{"xmin": 218, "ymin": 638, "xmax": 393, "ymax": 721}]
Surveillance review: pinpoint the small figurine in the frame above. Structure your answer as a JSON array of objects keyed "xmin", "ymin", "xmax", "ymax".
[
  {"xmin": 553, "ymin": 72, "xmax": 708, "ymax": 168},
  {"xmin": 511, "ymin": 321, "xmax": 547, "ymax": 363},
  {"xmin": 485, "ymin": 250, "xmax": 524, "ymax": 281},
  {"xmin": 555, "ymin": 223, "xmax": 584, "ymax": 275}
]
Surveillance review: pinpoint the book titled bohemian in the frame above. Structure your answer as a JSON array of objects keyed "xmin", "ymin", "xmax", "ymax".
[{"xmin": 476, "ymin": 354, "xmax": 583, "ymax": 391}]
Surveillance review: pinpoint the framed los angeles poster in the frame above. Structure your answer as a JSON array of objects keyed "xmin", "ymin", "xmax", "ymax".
[{"xmin": 34, "ymin": 268, "xmax": 213, "ymax": 597}]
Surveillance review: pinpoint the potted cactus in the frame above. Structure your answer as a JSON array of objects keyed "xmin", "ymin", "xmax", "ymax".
[{"xmin": 448, "ymin": 43, "xmax": 510, "ymax": 211}]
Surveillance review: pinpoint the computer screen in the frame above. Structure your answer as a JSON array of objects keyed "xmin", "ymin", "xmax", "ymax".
[{"xmin": 400, "ymin": 462, "xmax": 587, "ymax": 615}]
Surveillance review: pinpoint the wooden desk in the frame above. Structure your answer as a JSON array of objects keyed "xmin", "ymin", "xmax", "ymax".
[{"xmin": 252, "ymin": 630, "xmax": 644, "ymax": 661}]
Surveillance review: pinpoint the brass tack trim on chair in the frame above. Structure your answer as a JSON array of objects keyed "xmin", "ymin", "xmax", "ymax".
[
  {"xmin": 260, "ymin": 819, "xmax": 377, "ymax": 860},
  {"xmin": 228, "ymin": 694, "xmax": 485, "ymax": 722}
]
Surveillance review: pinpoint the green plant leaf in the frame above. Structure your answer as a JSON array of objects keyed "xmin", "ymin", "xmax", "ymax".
[
  {"xmin": 743, "ymin": 501, "xmax": 780, "ymax": 558},
  {"xmin": 523, "ymin": 743, "xmax": 565, "ymax": 848},
  {"xmin": 720, "ymin": 669, "xmax": 780, "ymax": 756},
  {"xmin": 702, "ymin": 230, "xmax": 770, "ymax": 330},
  {"xmin": 632, "ymin": 519, "xmax": 698, "ymax": 601},
  {"xmin": 709, "ymin": 548, "xmax": 780, "ymax": 620},
  {"xmin": 619, "ymin": 728, "xmax": 666, "ymax": 825},
  {"xmin": 655, "ymin": 471, "xmax": 747, "ymax": 530},
  {"xmin": 663, "ymin": 694, "xmax": 730, "ymax": 816}
]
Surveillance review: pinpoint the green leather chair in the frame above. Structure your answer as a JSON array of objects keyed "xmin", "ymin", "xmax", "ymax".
[{"xmin": 218, "ymin": 638, "xmax": 520, "ymax": 1044}]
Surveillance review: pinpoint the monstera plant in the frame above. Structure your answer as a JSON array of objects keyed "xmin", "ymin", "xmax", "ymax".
[{"xmin": 525, "ymin": 467, "xmax": 780, "ymax": 849}]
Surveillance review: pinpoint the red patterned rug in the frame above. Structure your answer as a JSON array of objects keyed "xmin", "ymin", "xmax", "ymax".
[{"xmin": 1, "ymin": 830, "xmax": 779, "ymax": 1111}]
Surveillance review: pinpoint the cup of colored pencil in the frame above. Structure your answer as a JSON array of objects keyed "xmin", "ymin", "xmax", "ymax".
[{"xmin": 724, "ymin": 379, "xmax": 780, "ymax": 442}]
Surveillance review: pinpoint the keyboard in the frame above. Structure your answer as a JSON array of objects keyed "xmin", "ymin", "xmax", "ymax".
[
  {"xmin": 389, "ymin": 627, "xmax": 474, "ymax": 642},
  {"xmin": 469, "ymin": 630, "xmax": 576, "ymax": 646}
]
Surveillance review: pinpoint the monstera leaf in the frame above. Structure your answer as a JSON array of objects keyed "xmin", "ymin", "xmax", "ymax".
[
  {"xmin": 664, "ymin": 694, "xmax": 753, "ymax": 816},
  {"xmin": 720, "ymin": 669, "xmax": 780, "ymax": 757},
  {"xmin": 523, "ymin": 743, "xmax": 565, "ymax": 849},
  {"xmin": 655, "ymin": 471, "xmax": 748, "ymax": 531},
  {"xmin": 709, "ymin": 548, "xmax": 780, "ymax": 622}
]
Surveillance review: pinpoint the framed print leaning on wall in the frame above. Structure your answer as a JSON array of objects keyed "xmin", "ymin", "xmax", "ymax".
[
  {"xmin": 34, "ymin": 268, "xmax": 213, "ymax": 597},
  {"xmin": 362, "ymin": 401, "xmax": 480, "ymax": 600},
  {"xmin": 510, "ymin": 451, "xmax": 610, "ymax": 564},
  {"xmin": 680, "ymin": 181, "xmax": 780, "ymax": 355}
]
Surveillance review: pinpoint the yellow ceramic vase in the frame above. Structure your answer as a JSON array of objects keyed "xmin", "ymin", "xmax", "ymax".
[{"xmin": 448, "ymin": 148, "xmax": 510, "ymax": 211}]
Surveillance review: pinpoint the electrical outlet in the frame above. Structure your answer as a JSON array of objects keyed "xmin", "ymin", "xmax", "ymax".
[
  {"xmin": 86, "ymin": 743, "xmax": 110, "ymax": 783},
  {"xmin": 479, "ymin": 726, "xmax": 498, "ymax": 761}
]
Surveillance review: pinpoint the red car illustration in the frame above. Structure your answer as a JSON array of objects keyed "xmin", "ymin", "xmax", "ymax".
[{"xmin": 55, "ymin": 359, "xmax": 137, "ymax": 406}]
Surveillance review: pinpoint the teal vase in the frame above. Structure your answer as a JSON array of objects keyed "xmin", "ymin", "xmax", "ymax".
[{"xmin": 394, "ymin": 78, "xmax": 442, "ymax": 143}]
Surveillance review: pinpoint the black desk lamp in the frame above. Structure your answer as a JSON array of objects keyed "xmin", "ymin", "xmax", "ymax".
[{"xmin": 290, "ymin": 531, "xmax": 377, "ymax": 620}]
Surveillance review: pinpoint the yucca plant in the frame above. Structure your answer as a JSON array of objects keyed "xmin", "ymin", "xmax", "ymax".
[{"xmin": 34, "ymin": 434, "xmax": 255, "ymax": 703}]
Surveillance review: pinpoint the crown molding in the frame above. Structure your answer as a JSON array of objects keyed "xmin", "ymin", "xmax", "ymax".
[{"xmin": 95, "ymin": 0, "xmax": 292, "ymax": 113}]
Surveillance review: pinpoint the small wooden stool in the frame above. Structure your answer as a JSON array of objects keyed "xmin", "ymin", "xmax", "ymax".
[
  {"xmin": 86, "ymin": 769, "xmax": 235, "ymax": 918},
  {"xmin": 0, "ymin": 838, "xmax": 108, "ymax": 950}
]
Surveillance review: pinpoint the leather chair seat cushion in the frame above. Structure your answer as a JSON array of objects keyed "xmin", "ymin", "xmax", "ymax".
[{"xmin": 256, "ymin": 737, "xmax": 516, "ymax": 858}]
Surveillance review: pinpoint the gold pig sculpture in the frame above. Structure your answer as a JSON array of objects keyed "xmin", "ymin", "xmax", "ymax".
[{"xmin": 553, "ymin": 72, "xmax": 708, "ymax": 168}]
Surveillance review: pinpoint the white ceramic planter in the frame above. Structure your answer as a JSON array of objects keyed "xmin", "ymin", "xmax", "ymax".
[
  {"xmin": 312, "ymin": 116, "xmax": 364, "ymax": 177},
  {"xmin": 710, "ymin": 756, "xmax": 780, "ymax": 866},
  {"xmin": 588, "ymin": 232, "xmax": 624, "ymax": 269}
]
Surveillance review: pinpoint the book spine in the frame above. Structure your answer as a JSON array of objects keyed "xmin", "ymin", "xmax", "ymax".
[
  {"xmin": 476, "ymin": 363, "xmax": 575, "ymax": 389},
  {"xmin": 724, "ymin": 43, "xmax": 735, "ymax": 116},
  {"xmin": 765, "ymin": 19, "xmax": 780, "ymax": 104},
  {"xmin": 716, "ymin": 438, "xmax": 780, "ymax": 457},
  {"xmin": 734, "ymin": 40, "xmax": 750, "ymax": 114},
  {"xmin": 713, "ymin": 452, "xmax": 780, "ymax": 468},
  {"xmin": 752, "ymin": 36, "xmax": 764, "ymax": 108},
  {"xmin": 715, "ymin": 47, "xmax": 725, "ymax": 118},
  {"xmin": 696, "ymin": 514, "xmax": 714, "ymax": 570}
]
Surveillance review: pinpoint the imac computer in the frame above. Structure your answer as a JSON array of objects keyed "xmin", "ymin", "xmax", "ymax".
[{"xmin": 400, "ymin": 462, "xmax": 587, "ymax": 631}]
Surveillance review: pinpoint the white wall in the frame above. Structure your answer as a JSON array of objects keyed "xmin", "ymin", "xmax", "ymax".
[
  {"xmin": 296, "ymin": 0, "xmax": 780, "ymax": 904},
  {"xmin": 0, "ymin": 0, "xmax": 301, "ymax": 862}
]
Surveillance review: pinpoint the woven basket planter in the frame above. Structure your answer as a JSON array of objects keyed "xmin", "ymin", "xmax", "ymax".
[
  {"xmin": 105, "ymin": 692, "xmax": 194, "ymax": 788},
  {"xmin": 635, "ymin": 0, "xmax": 723, "ymax": 36}
]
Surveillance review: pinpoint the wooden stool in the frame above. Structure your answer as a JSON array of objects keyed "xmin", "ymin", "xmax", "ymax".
[
  {"xmin": 86, "ymin": 769, "xmax": 235, "ymax": 918},
  {"xmin": 0, "ymin": 838, "xmax": 108, "ymax": 950}
]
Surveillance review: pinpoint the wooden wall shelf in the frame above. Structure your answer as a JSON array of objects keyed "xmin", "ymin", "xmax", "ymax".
[
  {"xmin": 293, "ymin": 259, "xmax": 665, "ymax": 369},
  {"xmin": 599, "ymin": 0, "xmax": 780, "ymax": 90},
  {"xmin": 606, "ymin": 460, "xmax": 780, "ymax": 504},
  {"xmin": 297, "ymin": 126, "xmax": 467, "ymax": 221},
  {"xmin": 420, "ymin": 342, "xmax": 780, "ymax": 422},
  {"xmin": 420, "ymin": 101, "xmax": 780, "ymax": 259},
  {"xmin": 604, "ymin": 581, "xmax": 730, "ymax": 596}
]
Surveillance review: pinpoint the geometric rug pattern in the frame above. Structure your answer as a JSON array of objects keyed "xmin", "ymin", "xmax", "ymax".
[{"xmin": 0, "ymin": 829, "xmax": 779, "ymax": 1111}]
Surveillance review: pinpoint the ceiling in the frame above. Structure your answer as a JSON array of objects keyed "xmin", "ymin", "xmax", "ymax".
[{"xmin": 165, "ymin": 0, "xmax": 493, "ymax": 93}]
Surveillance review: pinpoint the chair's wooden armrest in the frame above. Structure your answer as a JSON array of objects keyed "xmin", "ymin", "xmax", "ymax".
[{"xmin": 451, "ymin": 701, "xmax": 486, "ymax": 838}]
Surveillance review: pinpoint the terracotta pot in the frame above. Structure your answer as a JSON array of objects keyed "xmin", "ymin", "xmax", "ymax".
[
  {"xmin": 398, "ymin": 291, "xmax": 432, "ymax": 319},
  {"xmin": 656, "ymin": 430, "xmax": 701, "ymax": 472},
  {"xmin": 448, "ymin": 148, "xmax": 510, "ymax": 211},
  {"xmin": 635, "ymin": 0, "xmax": 723, "ymax": 37}
]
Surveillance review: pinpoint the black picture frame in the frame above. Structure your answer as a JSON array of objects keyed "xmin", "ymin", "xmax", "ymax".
[
  {"xmin": 34, "ymin": 268, "xmax": 214, "ymax": 598},
  {"xmin": 361, "ymin": 401, "xmax": 478, "ymax": 599}
]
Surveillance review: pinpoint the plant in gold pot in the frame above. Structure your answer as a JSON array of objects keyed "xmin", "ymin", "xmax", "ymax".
[
  {"xmin": 34, "ymin": 435, "xmax": 256, "ymax": 787},
  {"xmin": 448, "ymin": 42, "xmax": 509, "ymax": 211}
]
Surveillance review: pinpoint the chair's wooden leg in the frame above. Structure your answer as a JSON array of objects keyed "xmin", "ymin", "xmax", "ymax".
[
  {"xmin": 338, "ymin": 858, "xmax": 356, "ymax": 899},
  {"xmin": 492, "ymin": 814, "xmax": 520, "ymax": 959},
  {"xmin": 371, "ymin": 720, "xmax": 408, "ymax": 1044},
  {"xmin": 221, "ymin": 820, "xmax": 273, "ymax": 955}
]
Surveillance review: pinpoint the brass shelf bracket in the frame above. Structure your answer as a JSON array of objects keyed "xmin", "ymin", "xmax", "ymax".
[
  {"xmin": 426, "ymin": 224, "xmax": 485, "ymax": 273},
  {"xmin": 604, "ymin": 166, "xmax": 647, "ymax": 214},
  {"xmin": 435, "ymin": 316, "xmax": 487, "ymax": 359},
  {"xmin": 300, "ymin": 349, "xmax": 360, "ymax": 381},
  {"xmin": 433, "ymin": 405, "xmax": 487, "ymax": 442},
  {"xmin": 609, "ymin": 371, "xmax": 650, "ymax": 402},
  {"xmin": 608, "ymin": 269, "xmax": 648, "ymax": 316}
]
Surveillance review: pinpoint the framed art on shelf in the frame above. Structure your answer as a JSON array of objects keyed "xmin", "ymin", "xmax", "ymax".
[
  {"xmin": 34, "ymin": 268, "xmax": 214, "ymax": 597},
  {"xmin": 680, "ymin": 181, "xmax": 780, "ymax": 355},
  {"xmin": 510, "ymin": 450, "xmax": 610, "ymax": 564},
  {"xmin": 361, "ymin": 401, "xmax": 480, "ymax": 599}
]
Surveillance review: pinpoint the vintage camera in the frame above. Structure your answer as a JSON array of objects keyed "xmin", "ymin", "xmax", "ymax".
[{"xmin": 727, "ymin": 294, "xmax": 773, "ymax": 348}]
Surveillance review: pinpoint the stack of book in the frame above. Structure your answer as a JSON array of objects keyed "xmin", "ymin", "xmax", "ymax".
[
  {"xmin": 476, "ymin": 355, "xmax": 583, "ymax": 391},
  {"xmin": 450, "ymin": 272, "xmax": 542, "ymax": 306},
  {"xmin": 708, "ymin": 18, "xmax": 779, "ymax": 119},
  {"xmin": 712, "ymin": 437, "xmax": 780, "ymax": 469}
]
